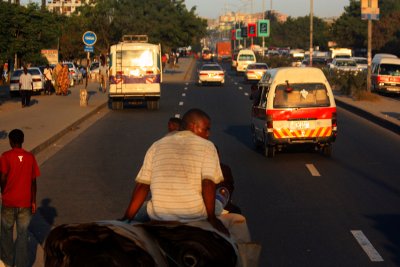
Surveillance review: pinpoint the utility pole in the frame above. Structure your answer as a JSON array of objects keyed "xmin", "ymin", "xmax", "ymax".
[
  {"xmin": 367, "ymin": 19, "xmax": 372, "ymax": 92},
  {"xmin": 262, "ymin": 0, "xmax": 265, "ymax": 51},
  {"xmin": 309, "ymin": 0, "xmax": 313, "ymax": 67}
]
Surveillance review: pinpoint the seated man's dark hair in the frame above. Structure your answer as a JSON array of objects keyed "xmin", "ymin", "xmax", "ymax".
[{"xmin": 181, "ymin": 108, "xmax": 210, "ymax": 130}]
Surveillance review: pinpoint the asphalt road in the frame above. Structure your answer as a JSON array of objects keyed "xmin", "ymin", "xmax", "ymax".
[{"xmin": 35, "ymin": 61, "xmax": 400, "ymax": 266}]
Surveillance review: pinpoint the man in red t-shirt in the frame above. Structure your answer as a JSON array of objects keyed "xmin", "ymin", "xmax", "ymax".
[{"xmin": 0, "ymin": 129, "xmax": 40, "ymax": 267}]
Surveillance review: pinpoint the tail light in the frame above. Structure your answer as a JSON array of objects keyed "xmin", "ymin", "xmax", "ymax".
[
  {"xmin": 218, "ymin": 72, "xmax": 224, "ymax": 76},
  {"xmin": 33, "ymin": 78, "xmax": 41, "ymax": 82},
  {"xmin": 116, "ymin": 71, "xmax": 123, "ymax": 76},
  {"xmin": 199, "ymin": 72, "xmax": 207, "ymax": 76},
  {"xmin": 332, "ymin": 112, "xmax": 337, "ymax": 133},
  {"xmin": 247, "ymin": 71, "xmax": 254, "ymax": 74},
  {"xmin": 377, "ymin": 75, "xmax": 388, "ymax": 83},
  {"xmin": 146, "ymin": 70, "xmax": 154, "ymax": 75},
  {"xmin": 266, "ymin": 114, "xmax": 273, "ymax": 129}
]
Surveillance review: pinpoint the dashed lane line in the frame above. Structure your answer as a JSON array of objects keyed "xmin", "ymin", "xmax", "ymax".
[
  {"xmin": 351, "ymin": 230, "xmax": 384, "ymax": 262},
  {"xmin": 244, "ymin": 92, "xmax": 249, "ymax": 96},
  {"xmin": 305, "ymin": 164, "xmax": 321, "ymax": 176},
  {"xmin": 179, "ymin": 101, "xmax": 184, "ymax": 106},
  {"xmin": 174, "ymin": 114, "xmax": 180, "ymax": 118},
  {"xmin": 182, "ymin": 93, "xmax": 186, "ymax": 97}
]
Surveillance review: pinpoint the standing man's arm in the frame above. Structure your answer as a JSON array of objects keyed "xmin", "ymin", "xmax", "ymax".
[
  {"xmin": 31, "ymin": 179, "xmax": 37, "ymax": 214},
  {"xmin": 123, "ymin": 182, "xmax": 150, "ymax": 220},
  {"xmin": 202, "ymin": 179, "xmax": 229, "ymax": 236}
]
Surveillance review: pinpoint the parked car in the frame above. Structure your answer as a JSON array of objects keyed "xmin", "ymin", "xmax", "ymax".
[
  {"xmin": 9, "ymin": 67, "xmax": 45, "ymax": 97},
  {"xmin": 244, "ymin": 63, "xmax": 268, "ymax": 82},
  {"xmin": 329, "ymin": 58, "xmax": 359, "ymax": 75},
  {"xmin": 63, "ymin": 62, "xmax": 83, "ymax": 86},
  {"xmin": 352, "ymin": 57, "xmax": 368, "ymax": 71},
  {"xmin": 197, "ymin": 63, "xmax": 225, "ymax": 86}
]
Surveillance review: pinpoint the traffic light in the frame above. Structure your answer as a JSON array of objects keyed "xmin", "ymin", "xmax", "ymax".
[
  {"xmin": 257, "ymin": 19, "xmax": 270, "ymax": 37},
  {"xmin": 241, "ymin": 26, "xmax": 248, "ymax": 38},
  {"xmin": 248, "ymin": 23, "xmax": 257, "ymax": 37}
]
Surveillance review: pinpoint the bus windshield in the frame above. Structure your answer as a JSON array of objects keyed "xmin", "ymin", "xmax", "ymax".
[{"xmin": 121, "ymin": 49, "xmax": 154, "ymax": 67}]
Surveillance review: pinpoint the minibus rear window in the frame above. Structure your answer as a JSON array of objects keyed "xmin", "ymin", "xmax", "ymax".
[
  {"xmin": 379, "ymin": 64, "xmax": 400, "ymax": 76},
  {"xmin": 238, "ymin": 54, "xmax": 255, "ymax": 61},
  {"xmin": 273, "ymin": 83, "xmax": 330, "ymax": 108}
]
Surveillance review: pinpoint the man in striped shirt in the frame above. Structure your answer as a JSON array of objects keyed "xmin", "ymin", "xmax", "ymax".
[{"xmin": 123, "ymin": 108, "xmax": 229, "ymax": 235}]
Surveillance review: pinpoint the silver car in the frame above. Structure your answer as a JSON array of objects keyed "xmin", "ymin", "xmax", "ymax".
[
  {"xmin": 329, "ymin": 58, "xmax": 359, "ymax": 75},
  {"xmin": 244, "ymin": 63, "xmax": 268, "ymax": 82},
  {"xmin": 64, "ymin": 62, "xmax": 83, "ymax": 86}
]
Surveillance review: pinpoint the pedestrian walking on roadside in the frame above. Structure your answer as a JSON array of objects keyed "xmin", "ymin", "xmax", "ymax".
[
  {"xmin": 99, "ymin": 56, "xmax": 108, "ymax": 93},
  {"xmin": 43, "ymin": 64, "xmax": 53, "ymax": 95},
  {"xmin": 53, "ymin": 63, "xmax": 62, "ymax": 95},
  {"xmin": 161, "ymin": 53, "xmax": 167, "ymax": 72},
  {"xmin": 19, "ymin": 66, "xmax": 33, "ymax": 108},
  {"xmin": 58, "ymin": 65, "xmax": 69, "ymax": 96},
  {"xmin": 0, "ymin": 129, "xmax": 40, "ymax": 267}
]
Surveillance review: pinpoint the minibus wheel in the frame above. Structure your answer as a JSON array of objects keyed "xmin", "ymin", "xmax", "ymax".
[
  {"xmin": 263, "ymin": 132, "xmax": 275, "ymax": 158},
  {"xmin": 322, "ymin": 144, "xmax": 332, "ymax": 157}
]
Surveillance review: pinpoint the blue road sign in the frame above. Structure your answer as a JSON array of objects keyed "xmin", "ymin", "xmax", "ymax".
[
  {"xmin": 82, "ymin": 31, "xmax": 97, "ymax": 46},
  {"xmin": 84, "ymin": 45, "xmax": 94, "ymax": 53}
]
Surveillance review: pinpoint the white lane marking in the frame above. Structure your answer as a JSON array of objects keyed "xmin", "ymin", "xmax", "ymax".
[
  {"xmin": 184, "ymin": 87, "xmax": 188, "ymax": 90},
  {"xmin": 305, "ymin": 164, "xmax": 321, "ymax": 176},
  {"xmin": 179, "ymin": 101, "xmax": 184, "ymax": 106},
  {"xmin": 234, "ymin": 82, "xmax": 238, "ymax": 85},
  {"xmin": 174, "ymin": 114, "xmax": 180, "ymax": 118},
  {"xmin": 244, "ymin": 92, "xmax": 249, "ymax": 96},
  {"xmin": 239, "ymin": 87, "xmax": 243, "ymax": 90},
  {"xmin": 182, "ymin": 93, "xmax": 186, "ymax": 97},
  {"xmin": 185, "ymin": 83, "xmax": 189, "ymax": 86},
  {"xmin": 351, "ymin": 230, "xmax": 384, "ymax": 262}
]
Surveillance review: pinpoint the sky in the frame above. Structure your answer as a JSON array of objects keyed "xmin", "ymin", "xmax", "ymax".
[{"xmin": 184, "ymin": 0, "xmax": 350, "ymax": 19}]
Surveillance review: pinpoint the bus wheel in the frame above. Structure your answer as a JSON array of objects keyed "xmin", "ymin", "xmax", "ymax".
[{"xmin": 147, "ymin": 100, "xmax": 159, "ymax": 110}]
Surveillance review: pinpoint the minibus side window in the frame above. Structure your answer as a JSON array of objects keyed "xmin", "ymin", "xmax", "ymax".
[{"xmin": 260, "ymin": 86, "xmax": 269, "ymax": 108}]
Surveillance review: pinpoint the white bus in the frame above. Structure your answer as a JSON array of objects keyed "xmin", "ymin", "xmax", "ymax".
[{"xmin": 109, "ymin": 35, "xmax": 162, "ymax": 110}]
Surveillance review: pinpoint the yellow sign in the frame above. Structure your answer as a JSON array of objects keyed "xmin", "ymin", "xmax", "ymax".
[{"xmin": 361, "ymin": 0, "xmax": 379, "ymax": 20}]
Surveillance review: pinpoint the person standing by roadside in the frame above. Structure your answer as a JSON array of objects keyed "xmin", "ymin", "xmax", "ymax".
[
  {"xmin": 19, "ymin": 66, "xmax": 33, "ymax": 108},
  {"xmin": 99, "ymin": 56, "xmax": 108, "ymax": 93},
  {"xmin": 43, "ymin": 64, "xmax": 53, "ymax": 95},
  {"xmin": 0, "ymin": 129, "xmax": 40, "ymax": 267},
  {"xmin": 58, "ymin": 65, "xmax": 69, "ymax": 96},
  {"xmin": 52, "ymin": 63, "xmax": 62, "ymax": 95}
]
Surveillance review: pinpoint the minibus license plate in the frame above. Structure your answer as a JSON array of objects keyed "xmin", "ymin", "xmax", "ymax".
[{"xmin": 290, "ymin": 121, "xmax": 310, "ymax": 130}]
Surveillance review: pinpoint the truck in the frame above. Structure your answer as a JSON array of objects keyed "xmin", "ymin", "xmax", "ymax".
[
  {"xmin": 329, "ymin": 48, "xmax": 352, "ymax": 59},
  {"xmin": 108, "ymin": 35, "xmax": 162, "ymax": 110},
  {"xmin": 216, "ymin": 41, "xmax": 232, "ymax": 61}
]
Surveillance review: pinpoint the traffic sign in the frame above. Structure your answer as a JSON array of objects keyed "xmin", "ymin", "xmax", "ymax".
[
  {"xmin": 84, "ymin": 45, "xmax": 94, "ymax": 53},
  {"xmin": 248, "ymin": 23, "xmax": 257, "ymax": 37},
  {"xmin": 82, "ymin": 31, "xmax": 97, "ymax": 46},
  {"xmin": 257, "ymin": 20, "xmax": 270, "ymax": 37},
  {"xmin": 235, "ymin": 29, "xmax": 242, "ymax": 40}
]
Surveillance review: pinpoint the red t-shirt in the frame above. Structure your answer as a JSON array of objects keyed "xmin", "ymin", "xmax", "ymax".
[{"xmin": 0, "ymin": 148, "xmax": 40, "ymax": 207}]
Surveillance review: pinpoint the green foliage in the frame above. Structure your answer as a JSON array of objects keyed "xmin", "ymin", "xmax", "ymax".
[{"xmin": 326, "ymin": 69, "xmax": 367, "ymax": 96}]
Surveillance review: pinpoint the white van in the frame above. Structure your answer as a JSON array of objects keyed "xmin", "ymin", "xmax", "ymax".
[
  {"xmin": 109, "ymin": 35, "xmax": 162, "ymax": 110},
  {"xmin": 251, "ymin": 67, "xmax": 337, "ymax": 157},
  {"xmin": 371, "ymin": 54, "xmax": 400, "ymax": 94},
  {"xmin": 236, "ymin": 49, "xmax": 256, "ymax": 74}
]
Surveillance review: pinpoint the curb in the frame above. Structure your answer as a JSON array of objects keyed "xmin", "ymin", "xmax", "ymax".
[
  {"xmin": 30, "ymin": 101, "xmax": 108, "ymax": 156},
  {"xmin": 335, "ymin": 98, "xmax": 400, "ymax": 135}
]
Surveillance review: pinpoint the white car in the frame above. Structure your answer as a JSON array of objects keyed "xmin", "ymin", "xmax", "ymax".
[
  {"xmin": 198, "ymin": 64, "xmax": 225, "ymax": 86},
  {"xmin": 9, "ymin": 67, "xmax": 44, "ymax": 97},
  {"xmin": 244, "ymin": 63, "xmax": 268, "ymax": 82},
  {"xmin": 329, "ymin": 58, "xmax": 359, "ymax": 75},
  {"xmin": 352, "ymin": 57, "xmax": 368, "ymax": 71}
]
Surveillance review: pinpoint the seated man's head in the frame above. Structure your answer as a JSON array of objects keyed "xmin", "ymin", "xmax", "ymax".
[{"xmin": 181, "ymin": 108, "xmax": 211, "ymax": 139}]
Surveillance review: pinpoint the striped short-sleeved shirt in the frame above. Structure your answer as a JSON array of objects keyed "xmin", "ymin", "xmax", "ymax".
[{"xmin": 136, "ymin": 131, "xmax": 223, "ymax": 222}]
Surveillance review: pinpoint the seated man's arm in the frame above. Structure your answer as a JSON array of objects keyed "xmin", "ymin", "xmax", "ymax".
[
  {"xmin": 123, "ymin": 182, "xmax": 150, "ymax": 220},
  {"xmin": 202, "ymin": 179, "xmax": 229, "ymax": 236}
]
